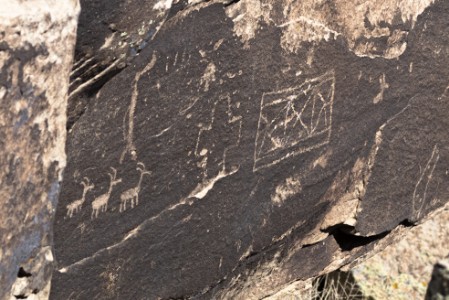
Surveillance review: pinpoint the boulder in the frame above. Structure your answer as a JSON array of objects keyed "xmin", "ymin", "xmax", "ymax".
[
  {"xmin": 52, "ymin": 0, "xmax": 449, "ymax": 298},
  {"xmin": 0, "ymin": 0, "xmax": 79, "ymax": 299},
  {"xmin": 345, "ymin": 205, "xmax": 449, "ymax": 299},
  {"xmin": 426, "ymin": 257, "xmax": 449, "ymax": 300}
]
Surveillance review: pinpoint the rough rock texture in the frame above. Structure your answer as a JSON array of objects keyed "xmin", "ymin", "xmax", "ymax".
[
  {"xmin": 66, "ymin": 0, "xmax": 174, "ymax": 129},
  {"xmin": 269, "ymin": 202, "xmax": 449, "ymax": 299},
  {"xmin": 0, "ymin": 1, "xmax": 79, "ymax": 299},
  {"xmin": 53, "ymin": 0, "xmax": 449, "ymax": 298},
  {"xmin": 345, "ymin": 204, "xmax": 449, "ymax": 299},
  {"xmin": 426, "ymin": 257, "xmax": 449, "ymax": 300}
]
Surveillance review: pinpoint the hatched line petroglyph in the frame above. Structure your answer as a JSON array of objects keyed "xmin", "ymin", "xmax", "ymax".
[{"xmin": 254, "ymin": 70, "xmax": 335, "ymax": 171}]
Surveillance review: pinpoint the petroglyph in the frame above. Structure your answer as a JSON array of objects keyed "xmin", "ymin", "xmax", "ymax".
[
  {"xmin": 312, "ymin": 149, "xmax": 332, "ymax": 169},
  {"xmin": 254, "ymin": 70, "xmax": 335, "ymax": 171},
  {"xmin": 91, "ymin": 167, "xmax": 122, "ymax": 218},
  {"xmin": 200, "ymin": 62, "xmax": 216, "ymax": 92},
  {"xmin": 120, "ymin": 53, "xmax": 157, "ymax": 163},
  {"xmin": 271, "ymin": 175, "xmax": 302, "ymax": 206},
  {"xmin": 153, "ymin": 0, "xmax": 173, "ymax": 12},
  {"xmin": 373, "ymin": 73, "xmax": 389, "ymax": 104},
  {"xmin": 279, "ymin": 16, "xmax": 341, "ymax": 46},
  {"xmin": 59, "ymin": 178, "xmax": 237, "ymax": 272},
  {"xmin": 70, "ymin": 56, "xmax": 94, "ymax": 77},
  {"xmin": 412, "ymin": 144, "xmax": 439, "ymax": 219},
  {"xmin": 66, "ymin": 177, "xmax": 94, "ymax": 218},
  {"xmin": 225, "ymin": 0, "xmax": 271, "ymax": 47},
  {"xmin": 226, "ymin": 0, "xmax": 434, "ymax": 58},
  {"xmin": 195, "ymin": 95, "xmax": 243, "ymax": 177},
  {"xmin": 120, "ymin": 162, "xmax": 151, "ymax": 212},
  {"xmin": 192, "ymin": 95, "xmax": 242, "ymax": 199},
  {"xmin": 69, "ymin": 58, "xmax": 123, "ymax": 101},
  {"xmin": 189, "ymin": 167, "xmax": 239, "ymax": 199},
  {"xmin": 179, "ymin": 97, "xmax": 199, "ymax": 116}
]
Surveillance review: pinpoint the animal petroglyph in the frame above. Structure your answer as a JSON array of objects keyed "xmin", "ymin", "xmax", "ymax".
[
  {"xmin": 254, "ymin": 70, "xmax": 335, "ymax": 171},
  {"xmin": 195, "ymin": 95, "xmax": 243, "ymax": 177},
  {"xmin": 66, "ymin": 177, "xmax": 95, "ymax": 218},
  {"xmin": 120, "ymin": 162, "xmax": 151, "ymax": 212},
  {"xmin": 120, "ymin": 53, "xmax": 157, "ymax": 163},
  {"xmin": 412, "ymin": 144, "xmax": 440, "ymax": 219},
  {"xmin": 91, "ymin": 167, "xmax": 122, "ymax": 218}
]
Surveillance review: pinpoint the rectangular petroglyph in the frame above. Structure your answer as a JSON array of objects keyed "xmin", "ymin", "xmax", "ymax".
[{"xmin": 254, "ymin": 70, "xmax": 335, "ymax": 171}]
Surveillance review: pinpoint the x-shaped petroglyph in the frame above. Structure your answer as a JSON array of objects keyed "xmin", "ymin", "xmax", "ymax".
[{"xmin": 254, "ymin": 70, "xmax": 335, "ymax": 171}]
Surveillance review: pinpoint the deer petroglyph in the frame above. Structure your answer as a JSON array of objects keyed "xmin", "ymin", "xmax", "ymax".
[
  {"xmin": 66, "ymin": 177, "xmax": 95, "ymax": 218},
  {"xmin": 120, "ymin": 162, "xmax": 151, "ymax": 212},
  {"xmin": 91, "ymin": 167, "xmax": 122, "ymax": 218}
]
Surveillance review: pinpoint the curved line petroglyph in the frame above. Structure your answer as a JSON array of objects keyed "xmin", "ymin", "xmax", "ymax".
[
  {"xmin": 120, "ymin": 53, "xmax": 157, "ymax": 163},
  {"xmin": 412, "ymin": 144, "xmax": 439, "ymax": 219}
]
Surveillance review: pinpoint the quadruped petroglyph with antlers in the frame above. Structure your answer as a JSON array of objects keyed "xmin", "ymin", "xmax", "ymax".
[
  {"xmin": 91, "ymin": 167, "xmax": 122, "ymax": 218},
  {"xmin": 66, "ymin": 70, "xmax": 337, "ymax": 219},
  {"xmin": 54, "ymin": 0, "xmax": 449, "ymax": 298},
  {"xmin": 120, "ymin": 162, "xmax": 151, "ymax": 212},
  {"xmin": 65, "ymin": 162, "xmax": 152, "ymax": 220},
  {"xmin": 66, "ymin": 177, "xmax": 95, "ymax": 218}
]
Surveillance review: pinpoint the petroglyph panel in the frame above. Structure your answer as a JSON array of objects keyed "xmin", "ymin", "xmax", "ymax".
[
  {"xmin": 254, "ymin": 71, "xmax": 335, "ymax": 171},
  {"xmin": 53, "ymin": 1, "xmax": 449, "ymax": 299},
  {"xmin": 226, "ymin": 0, "xmax": 434, "ymax": 58}
]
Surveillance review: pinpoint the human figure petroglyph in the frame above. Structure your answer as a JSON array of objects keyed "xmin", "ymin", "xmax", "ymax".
[
  {"xmin": 254, "ymin": 70, "xmax": 335, "ymax": 171},
  {"xmin": 91, "ymin": 167, "xmax": 122, "ymax": 218},
  {"xmin": 412, "ymin": 144, "xmax": 440, "ymax": 219},
  {"xmin": 120, "ymin": 162, "xmax": 151, "ymax": 212},
  {"xmin": 195, "ymin": 95, "xmax": 242, "ymax": 178},
  {"xmin": 66, "ymin": 177, "xmax": 95, "ymax": 218},
  {"xmin": 188, "ymin": 95, "xmax": 243, "ymax": 199}
]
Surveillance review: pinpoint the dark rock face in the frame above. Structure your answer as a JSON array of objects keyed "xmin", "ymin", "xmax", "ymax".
[
  {"xmin": 53, "ymin": 0, "xmax": 449, "ymax": 298},
  {"xmin": 66, "ymin": 0, "xmax": 173, "ymax": 129},
  {"xmin": 0, "ymin": 1, "xmax": 79, "ymax": 299}
]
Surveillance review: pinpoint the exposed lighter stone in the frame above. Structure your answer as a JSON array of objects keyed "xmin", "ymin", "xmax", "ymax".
[{"xmin": 0, "ymin": 1, "xmax": 79, "ymax": 298}]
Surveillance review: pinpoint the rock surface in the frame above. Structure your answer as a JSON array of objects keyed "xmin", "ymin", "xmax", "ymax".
[
  {"xmin": 66, "ymin": 0, "xmax": 174, "ymax": 129},
  {"xmin": 269, "ymin": 203, "xmax": 449, "ymax": 299},
  {"xmin": 426, "ymin": 257, "xmax": 449, "ymax": 300},
  {"xmin": 0, "ymin": 1, "xmax": 79, "ymax": 299},
  {"xmin": 347, "ymin": 204, "xmax": 449, "ymax": 299},
  {"xmin": 53, "ymin": 0, "xmax": 449, "ymax": 298}
]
